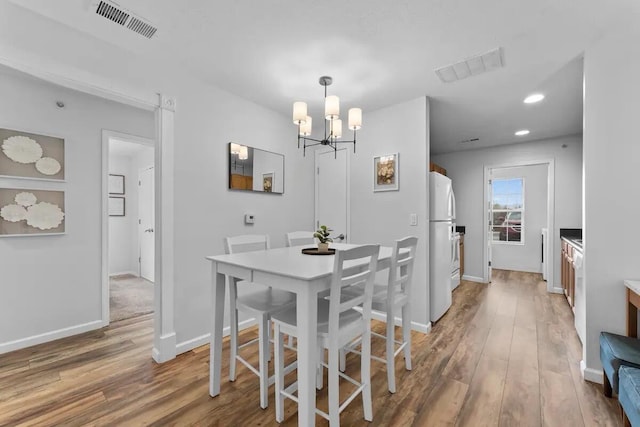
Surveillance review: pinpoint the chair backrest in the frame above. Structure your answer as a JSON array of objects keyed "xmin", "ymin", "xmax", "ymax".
[
  {"xmin": 224, "ymin": 234, "xmax": 270, "ymax": 254},
  {"xmin": 328, "ymin": 244, "xmax": 380, "ymax": 337},
  {"xmin": 286, "ymin": 231, "xmax": 316, "ymax": 247},
  {"xmin": 388, "ymin": 236, "xmax": 418, "ymax": 303}
]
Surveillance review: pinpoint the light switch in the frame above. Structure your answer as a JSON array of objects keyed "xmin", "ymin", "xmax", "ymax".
[
  {"xmin": 244, "ymin": 213, "xmax": 255, "ymax": 224},
  {"xmin": 410, "ymin": 213, "xmax": 418, "ymax": 226}
]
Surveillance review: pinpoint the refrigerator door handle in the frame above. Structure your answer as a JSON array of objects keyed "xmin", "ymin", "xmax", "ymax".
[{"xmin": 451, "ymin": 189, "xmax": 456, "ymax": 220}]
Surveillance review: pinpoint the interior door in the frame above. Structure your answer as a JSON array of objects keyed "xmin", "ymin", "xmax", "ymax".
[
  {"xmin": 139, "ymin": 166, "xmax": 155, "ymax": 282},
  {"xmin": 315, "ymin": 148, "xmax": 348, "ymax": 243}
]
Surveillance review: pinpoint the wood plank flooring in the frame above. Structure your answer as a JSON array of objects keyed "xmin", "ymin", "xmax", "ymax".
[{"xmin": 0, "ymin": 270, "xmax": 622, "ymax": 426}]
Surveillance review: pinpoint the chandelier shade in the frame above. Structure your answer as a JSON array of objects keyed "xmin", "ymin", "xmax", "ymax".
[{"xmin": 294, "ymin": 76, "xmax": 361, "ymax": 157}]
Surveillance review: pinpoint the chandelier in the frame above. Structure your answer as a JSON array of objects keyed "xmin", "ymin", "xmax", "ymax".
[
  {"xmin": 230, "ymin": 142, "xmax": 248, "ymax": 160},
  {"xmin": 292, "ymin": 76, "xmax": 362, "ymax": 157}
]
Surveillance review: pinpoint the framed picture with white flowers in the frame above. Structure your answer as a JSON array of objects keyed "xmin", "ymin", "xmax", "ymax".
[
  {"xmin": 0, "ymin": 188, "xmax": 65, "ymax": 236},
  {"xmin": 373, "ymin": 153, "xmax": 399, "ymax": 192},
  {"xmin": 0, "ymin": 128, "xmax": 65, "ymax": 181}
]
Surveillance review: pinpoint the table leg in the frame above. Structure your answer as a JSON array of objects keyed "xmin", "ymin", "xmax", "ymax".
[
  {"xmin": 210, "ymin": 264, "xmax": 226, "ymax": 397},
  {"xmin": 297, "ymin": 286, "xmax": 318, "ymax": 426}
]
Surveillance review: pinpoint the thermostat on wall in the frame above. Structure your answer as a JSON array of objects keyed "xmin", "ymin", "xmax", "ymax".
[{"xmin": 244, "ymin": 213, "xmax": 255, "ymax": 224}]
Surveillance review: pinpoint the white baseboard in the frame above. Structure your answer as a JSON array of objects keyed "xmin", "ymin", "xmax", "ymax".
[
  {"xmin": 462, "ymin": 275, "xmax": 485, "ymax": 283},
  {"xmin": 366, "ymin": 310, "xmax": 432, "ymax": 334},
  {"xmin": 549, "ymin": 286, "xmax": 564, "ymax": 294},
  {"xmin": 0, "ymin": 320, "xmax": 104, "ymax": 355},
  {"xmin": 175, "ymin": 318, "xmax": 256, "ymax": 355},
  {"xmin": 152, "ymin": 332, "xmax": 176, "ymax": 363},
  {"xmin": 582, "ymin": 362, "xmax": 603, "ymax": 384}
]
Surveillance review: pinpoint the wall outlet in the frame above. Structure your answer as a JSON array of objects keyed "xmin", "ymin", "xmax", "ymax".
[
  {"xmin": 244, "ymin": 213, "xmax": 255, "ymax": 224},
  {"xmin": 410, "ymin": 213, "xmax": 418, "ymax": 226}
]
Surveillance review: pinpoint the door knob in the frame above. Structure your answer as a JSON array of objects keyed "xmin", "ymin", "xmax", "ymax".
[
  {"xmin": 145, "ymin": 228, "xmax": 154, "ymax": 233},
  {"xmin": 336, "ymin": 234, "xmax": 345, "ymax": 241}
]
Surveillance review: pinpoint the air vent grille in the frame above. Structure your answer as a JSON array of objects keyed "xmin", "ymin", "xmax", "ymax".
[
  {"xmin": 127, "ymin": 17, "xmax": 157, "ymax": 39},
  {"xmin": 94, "ymin": 0, "xmax": 158, "ymax": 39},
  {"xmin": 435, "ymin": 47, "xmax": 503, "ymax": 83}
]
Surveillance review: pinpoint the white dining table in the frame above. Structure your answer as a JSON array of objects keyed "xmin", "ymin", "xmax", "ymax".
[{"xmin": 205, "ymin": 243, "xmax": 394, "ymax": 426}]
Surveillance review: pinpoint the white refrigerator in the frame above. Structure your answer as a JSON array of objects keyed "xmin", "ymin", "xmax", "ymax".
[{"xmin": 429, "ymin": 172, "xmax": 456, "ymax": 322}]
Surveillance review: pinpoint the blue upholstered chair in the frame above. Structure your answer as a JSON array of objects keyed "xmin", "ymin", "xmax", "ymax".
[
  {"xmin": 619, "ymin": 366, "xmax": 640, "ymax": 426},
  {"xmin": 600, "ymin": 332, "xmax": 640, "ymax": 397}
]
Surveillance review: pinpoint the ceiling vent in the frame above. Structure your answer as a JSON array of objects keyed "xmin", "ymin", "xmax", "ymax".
[
  {"xmin": 435, "ymin": 47, "xmax": 503, "ymax": 83},
  {"xmin": 93, "ymin": 0, "xmax": 158, "ymax": 39}
]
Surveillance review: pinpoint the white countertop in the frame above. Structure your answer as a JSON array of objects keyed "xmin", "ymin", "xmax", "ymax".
[{"xmin": 624, "ymin": 280, "xmax": 640, "ymax": 295}]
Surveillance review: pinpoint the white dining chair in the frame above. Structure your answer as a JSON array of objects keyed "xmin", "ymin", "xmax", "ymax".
[
  {"xmin": 272, "ymin": 244, "xmax": 380, "ymax": 426},
  {"xmin": 224, "ymin": 234, "xmax": 296, "ymax": 409},
  {"xmin": 285, "ymin": 231, "xmax": 316, "ymax": 247},
  {"xmin": 341, "ymin": 236, "xmax": 418, "ymax": 393}
]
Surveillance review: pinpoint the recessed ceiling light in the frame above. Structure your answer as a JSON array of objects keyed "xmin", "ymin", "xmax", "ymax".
[
  {"xmin": 524, "ymin": 93, "xmax": 545, "ymax": 104},
  {"xmin": 515, "ymin": 129, "xmax": 530, "ymax": 136}
]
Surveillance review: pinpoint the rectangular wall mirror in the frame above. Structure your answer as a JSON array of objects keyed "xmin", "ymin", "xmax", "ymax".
[{"xmin": 228, "ymin": 142, "xmax": 285, "ymax": 194}]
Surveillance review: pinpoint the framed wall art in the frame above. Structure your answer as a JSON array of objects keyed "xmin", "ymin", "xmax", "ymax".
[
  {"xmin": 0, "ymin": 128, "xmax": 65, "ymax": 181},
  {"xmin": 108, "ymin": 174, "xmax": 125, "ymax": 195},
  {"xmin": 109, "ymin": 197, "xmax": 125, "ymax": 217},
  {"xmin": 373, "ymin": 153, "xmax": 399, "ymax": 192},
  {"xmin": 0, "ymin": 188, "xmax": 65, "ymax": 236},
  {"xmin": 262, "ymin": 172, "xmax": 274, "ymax": 193}
]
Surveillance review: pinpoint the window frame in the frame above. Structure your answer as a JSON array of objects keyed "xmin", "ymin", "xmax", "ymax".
[{"xmin": 491, "ymin": 177, "xmax": 525, "ymax": 245}]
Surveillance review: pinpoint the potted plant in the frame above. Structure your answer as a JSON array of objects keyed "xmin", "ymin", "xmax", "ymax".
[{"xmin": 314, "ymin": 225, "xmax": 333, "ymax": 252}]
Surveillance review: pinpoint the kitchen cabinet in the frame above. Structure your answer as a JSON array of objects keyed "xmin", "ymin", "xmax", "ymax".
[
  {"xmin": 429, "ymin": 162, "xmax": 447, "ymax": 176},
  {"xmin": 560, "ymin": 238, "xmax": 582, "ymax": 311},
  {"xmin": 459, "ymin": 234, "xmax": 465, "ymax": 278}
]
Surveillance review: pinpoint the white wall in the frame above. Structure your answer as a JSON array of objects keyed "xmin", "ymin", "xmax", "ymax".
[
  {"xmin": 350, "ymin": 97, "xmax": 431, "ymax": 329},
  {"xmin": 0, "ymin": 4, "xmax": 317, "ymax": 353},
  {"xmin": 108, "ymin": 153, "xmax": 137, "ymax": 276},
  {"xmin": 0, "ymin": 67, "xmax": 155, "ymax": 350},
  {"xmin": 582, "ymin": 23, "xmax": 640, "ymax": 379},
  {"xmin": 108, "ymin": 145, "xmax": 154, "ymax": 277},
  {"xmin": 491, "ymin": 164, "xmax": 548, "ymax": 273},
  {"xmin": 171, "ymin": 81, "xmax": 315, "ymax": 349},
  {"xmin": 432, "ymin": 135, "xmax": 582, "ymax": 285}
]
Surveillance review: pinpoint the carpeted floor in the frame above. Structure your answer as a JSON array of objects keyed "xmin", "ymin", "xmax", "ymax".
[{"xmin": 110, "ymin": 274, "xmax": 154, "ymax": 322}]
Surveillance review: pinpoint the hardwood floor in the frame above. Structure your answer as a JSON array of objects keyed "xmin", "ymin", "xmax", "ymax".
[{"xmin": 0, "ymin": 270, "xmax": 621, "ymax": 426}]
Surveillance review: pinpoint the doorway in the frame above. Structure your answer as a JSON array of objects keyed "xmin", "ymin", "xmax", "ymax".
[
  {"xmin": 483, "ymin": 159, "xmax": 555, "ymax": 292},
  {"xmin": 315, "ymin": 148, "xmax": 350, "ymax": 242},
  {"xmin": 106, "ymin": 134, "xmax": 155, "ymax": 322}
]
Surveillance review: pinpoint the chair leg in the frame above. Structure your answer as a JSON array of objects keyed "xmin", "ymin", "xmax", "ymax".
[
  {"xmin": 229, "ymin": 282, "xmax": 239, "ymax": 382},
  {"xmin": 274, "ymin": 323, "xmax": 285, "ymax": 423},
  {"xmin": 258, "ymin": 315, "xmax": 269, "ymax": 409},
  {"xmin": 603, "ymin": 370, "xmax": 612, "ymax": 398},
  {"xmin": 339, "ymin": 347, "xmax": 346, "ymax": 373},
  {"xmin": 402, "ymin": 303, "xmax": 412, "ymax": 371},
  {"xmin": 361, "ymin": 328, "xmax": 373, "ymax": 422},
  {"xmin": 386, "ymin": 309, "xmax": 396, "ymax": 394},
  {"xmin": 328, "ymin": 343, "xmax": 341, "ymax": 427},
  {"xmin": 317, "ymin": 342, "xmax": 324, "ymax": 390}
]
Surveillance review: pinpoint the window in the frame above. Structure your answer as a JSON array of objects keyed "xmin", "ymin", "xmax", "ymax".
[{"xmin": 491, "ymin": 178, "xmax": 524, "ymax": 243}]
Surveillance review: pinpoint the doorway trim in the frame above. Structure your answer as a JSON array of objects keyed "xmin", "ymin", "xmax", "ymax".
[
  {"xmin": 0, "ymin": 52, "xmax": 177, "ymax": 363},
  {"xmin": 483, "ymin": 159, "xmax": 556, "ymax": 293},
  {"xmin": 314, "ymin": 147, "xmax": 351, "ymax": 242},
  {"xmin": 102, "ymin": 130, "xmax": 155, "ymax": 320}
]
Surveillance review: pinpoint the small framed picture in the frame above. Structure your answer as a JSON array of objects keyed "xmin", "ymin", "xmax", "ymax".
[
  {"xmin": 373, "ymin": 153, "xmax": 399, "ymax": 192},
  {"xmin": 262, "ymin": 172, "xmax": 274, "ymax": 192},
  {"xmin": 109, "ymin": 197, "xmax": 125, "ymax": 216},
  {"xmin": 108, "ymin": 174, "xmax": 125, "ymax": 195}
]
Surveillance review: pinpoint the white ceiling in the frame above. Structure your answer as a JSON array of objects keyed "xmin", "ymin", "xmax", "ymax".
[{"xmin": 7, "ymin": 0, "xmax": 639, "ymax": 154}]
